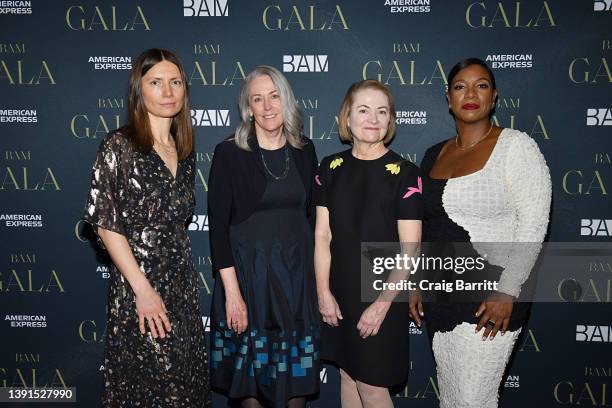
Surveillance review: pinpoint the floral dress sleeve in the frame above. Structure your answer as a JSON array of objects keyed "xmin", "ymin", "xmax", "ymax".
[{"xmin": 83, "ymin": 132, "xmax": 128, "ymax": 246}]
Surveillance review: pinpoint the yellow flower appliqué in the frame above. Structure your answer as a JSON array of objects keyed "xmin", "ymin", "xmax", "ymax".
[
  {"xmin": 330, "ymin": 157, "xmax": 344, "ymax": 169},
  {"xmin": 385, "ymin": 163, "xmax": 401, "ymax": 175}
]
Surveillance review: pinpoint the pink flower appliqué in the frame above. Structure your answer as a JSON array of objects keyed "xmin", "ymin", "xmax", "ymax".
[
  {"xmin": 315, "ymin": 175, "xmax": 322, "ymax": 186},
  {"xmin": 402, "ymin": 176, "xmax": 422, "ymax": 199}
]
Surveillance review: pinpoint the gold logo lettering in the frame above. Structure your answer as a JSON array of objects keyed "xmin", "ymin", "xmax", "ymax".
[
  {"xmin": 362, "ymin": 60, "xmax": 447, "ymax": 86},
  {"xmin": 70, "ymin": 114, "xmax": 121, "ymax": 139},
  {"xmin": 263, "ymin": 5, "xmax": 348, "ymax": 31},
  {"xmin": 0, "ymin": 167, "xmax": 61, "ymax": 191},
  {"xmin": 0, "ymin": 60, "xmax": 56, "ymax": 85},
  {"xmin": 466, "ymin": 1, "xmax": 556, "ymax": 28},
  {"xmin": 189, "ymin": 61, "xmax": 245, "ymax": 86},
  {"xmin": 65, "ymin": 5, "xmax": 150, "ymax": 31}
]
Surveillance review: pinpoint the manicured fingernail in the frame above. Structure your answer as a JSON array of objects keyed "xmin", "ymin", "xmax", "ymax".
[
  {"xmin": 482, "ymin": 336, "xmax": 486, "ymax": 341},
  {"xmin": 501, "ymin": 332, "xmax": 505, "ymax": 336}
]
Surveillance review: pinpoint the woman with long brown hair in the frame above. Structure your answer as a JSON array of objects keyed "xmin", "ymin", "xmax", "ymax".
[{"xmin": 83, "ymin": 48, "xmax": 210, "ymax": 407}]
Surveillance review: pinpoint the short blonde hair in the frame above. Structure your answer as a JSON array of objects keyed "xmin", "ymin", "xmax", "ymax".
[{"xmin": 338, "ymin": 79, "xmax": 396, "ymax": 145}]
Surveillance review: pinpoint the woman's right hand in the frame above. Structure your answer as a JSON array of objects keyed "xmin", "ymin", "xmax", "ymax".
[
  {"xmin": 225, "ymin": 291, "xmax": 248, "ymax": 334},
  {"xmin": 135, "ymin": 284, "xmax": 172, "ymax": 339},
  {"xmin": 408, "ymin": 289, "xmax": 424, "ymax": 327},
  {"xmin": 318, "ymin": 290, "xmax": 343, "ymax": 327}
]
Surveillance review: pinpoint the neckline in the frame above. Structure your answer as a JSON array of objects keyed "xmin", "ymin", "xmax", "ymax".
[
  {"xmin": 261, "ymin": 143, "xmax": 287, "ymax": 152},
  {"xmin": 428, "ymin": 128, "xmax": 507, "ymax": 181},
  {"xmin": 152, "ymin": 149, "xmax": 179, "ymax": 180},
  {"xmin": 348, "ymin": 148, "xmax": 392, "ymax": 162}
]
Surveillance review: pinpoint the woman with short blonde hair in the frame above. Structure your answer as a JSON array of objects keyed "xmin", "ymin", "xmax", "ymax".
[{"xmin": 315, "ymin": 79, "xmax": 423, "ymax": 408}]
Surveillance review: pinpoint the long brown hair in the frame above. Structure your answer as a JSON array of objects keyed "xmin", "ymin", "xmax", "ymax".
[{"xmin": 126, "ymin": 48, "xmax": 193, "ymax": 160}]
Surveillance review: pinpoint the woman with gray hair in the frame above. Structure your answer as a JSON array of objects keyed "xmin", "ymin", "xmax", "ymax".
[{"xmin": 208, "ymin": 66, "xmax": 320, "ymax": 407}]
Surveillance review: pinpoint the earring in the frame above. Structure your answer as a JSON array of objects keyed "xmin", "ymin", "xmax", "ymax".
[{"xmin": 249, "ymin": 115, "xmax": 254, "ymax": 123}]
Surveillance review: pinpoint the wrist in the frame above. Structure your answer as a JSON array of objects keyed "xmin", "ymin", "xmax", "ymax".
[
  {"xmin": 491, "ymin": 291, "xmax": 514, "ymax": 302},
  {"xmin": 374, "ymin": 300, "xmax": 391, "ymax": 312},
  {"xmin": 130, "ymin": 276, "xmax": 151, "ymax": 296},
  {"xmin": 316, "ymin": 286, "xmax": 331, "ymax": 296},
  {"xmin": 225, "ymin": 288, "xmax": 243, "ymax": 300}
]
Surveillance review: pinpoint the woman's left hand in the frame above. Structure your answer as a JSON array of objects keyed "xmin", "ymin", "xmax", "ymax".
[
  {"xmin": 357, "ymin": 301, "xmax": 390, "ymax": 339},
  {"xmin": 475, "ymin": 291, "xmax": 514, "ymax": 340}
]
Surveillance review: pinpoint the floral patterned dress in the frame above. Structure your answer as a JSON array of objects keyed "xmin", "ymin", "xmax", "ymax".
[{"xmin": 83, "ymin": 129, "xmax": 210, "ymax": 407}]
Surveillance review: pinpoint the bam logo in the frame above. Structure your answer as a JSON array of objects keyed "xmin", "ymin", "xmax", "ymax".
[
  {"xmin": 191, "ymin": 109, "xmax": 230, "ymax": 127},
  {"xmin": 594, "ymin": 0, "xmax": 612, "ymax": 11},
  {"xmin": 188, "ymin": 215, "xmax": 209, "ymax": 231},
  {"xmin": 283, "ymin": 55, "xmax": 328, "ymax": 73},
  {"xmin": 581, "ymin": 219, "xmax": 612, "ymax": 237},
  {"xmin": 576, "ymin": 325, "xmax": 612, "ymax": 342},
  {"xmin": 586, "ymin": 108, "xmax": 612, "ymax": 126},
  {"xmin": 201, "ymin": 316, "xmax": 210, "ymax": 332},
  {"xmin": 184, "ymin": 0, "xmax": 228, "ymax": 16},
  {"xmin": 319, "ymin": 368, "xmax": 327, "ymax": 383}
]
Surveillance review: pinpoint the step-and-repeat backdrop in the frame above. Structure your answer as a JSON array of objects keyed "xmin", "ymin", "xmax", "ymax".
[{"xmin": 1, "ymin": 1, "xmax": 610, "ymax": 407}]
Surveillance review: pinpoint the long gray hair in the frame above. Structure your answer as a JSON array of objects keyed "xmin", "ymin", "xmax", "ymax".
[{"xmin": 234, "ymin": 65, "xmax": 305, "ymax": 151}]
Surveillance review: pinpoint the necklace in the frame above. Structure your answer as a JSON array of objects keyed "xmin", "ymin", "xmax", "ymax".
[
  {"xmin": 455, "ymin": 125, "xmax": 493, "ymax": 150},
  {"xmin": 260, "ymin": 143, "xmax": 290, "ymax": 180}
]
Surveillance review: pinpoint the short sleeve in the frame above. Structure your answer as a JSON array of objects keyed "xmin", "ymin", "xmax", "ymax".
[
  {"xmin": 396, "ymin": 162, "xmax": 424, "ymax": 220},
  {"xmin": 313, "ymin": 156, "xmax": 330, "ymax": 207},
  {"xmin": 82, "ymin": 132, "xmax": 127, "ymax": 241}
]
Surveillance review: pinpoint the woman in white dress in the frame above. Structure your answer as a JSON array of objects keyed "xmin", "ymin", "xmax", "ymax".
[{"xmin": 411, "ymin": 57, "xmax": 552, "ymax": 407}]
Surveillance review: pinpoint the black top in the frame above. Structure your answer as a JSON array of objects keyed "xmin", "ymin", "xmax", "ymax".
[
  {"xmin": 210, "ymin": 149, "xmax": 320, "ymax": 405},
  {"xmin": 420, "ymin": 142, "xmax": 530, "ymax": 335},
  {"xmin": 207, "ymin": 135, "xmax": 318, "ymax": 271},
  {"xmin": 260, "ymin": 145, "xmax": 288, "ymax": 176}
]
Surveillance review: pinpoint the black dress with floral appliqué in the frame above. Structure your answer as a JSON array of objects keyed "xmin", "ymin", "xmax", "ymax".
[
  {"xmin": 313, "ymin": 149, "xmax": 423, "ymax": 387},
  {"xmin": 83, "ymin": 129, "xmax": 210, "ymax": 407}
]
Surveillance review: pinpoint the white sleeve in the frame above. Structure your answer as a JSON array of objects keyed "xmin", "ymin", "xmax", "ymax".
[{"xmin": 496, "ymin": 132, "xmax": 552, "ymax": 297}]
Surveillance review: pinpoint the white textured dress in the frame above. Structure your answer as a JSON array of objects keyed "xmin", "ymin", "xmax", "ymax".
[{"xmin": 420, "ymin": 128, "xmax": 552, "ymax": 408}]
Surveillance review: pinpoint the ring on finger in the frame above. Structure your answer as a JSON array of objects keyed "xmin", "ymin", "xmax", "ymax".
[{"xmin": 486, "ymin": 319, "xmax": 496, "ymax": 327}]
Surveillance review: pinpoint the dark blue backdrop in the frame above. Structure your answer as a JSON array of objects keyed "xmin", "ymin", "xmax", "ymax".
[{"xmin": 1, "ymin": 1, "xmax": 611, "ymax": 406}]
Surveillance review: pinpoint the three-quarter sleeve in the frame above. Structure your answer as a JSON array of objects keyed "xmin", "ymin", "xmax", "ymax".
[
  {"xmin": 497, "ymin": 133, "xmax": 552, "ymax": 297},
  {"xmin": 396, "ymin": 163, "xmax": 424, "ymax": 220},
  {"xmin": 207, "ymin": 142, "xmax": 234, "ymax": 271},
  {"xmin": 313, "ymin": 156, "xmax": 330, "ymax": 207},
  {"xmin": 83, "ymin": 133, "xmax": 127, "ymax": 241}
]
